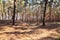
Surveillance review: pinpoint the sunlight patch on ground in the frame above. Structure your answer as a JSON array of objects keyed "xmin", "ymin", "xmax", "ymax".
[{"xmin": 0, "ymin": 23, "xmax": 60, "ymax": 40}]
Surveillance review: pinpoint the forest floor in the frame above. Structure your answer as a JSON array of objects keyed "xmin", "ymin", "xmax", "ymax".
[{"xmin": 0, "ymin": 21, "xmax": 60, "ymax": 40}]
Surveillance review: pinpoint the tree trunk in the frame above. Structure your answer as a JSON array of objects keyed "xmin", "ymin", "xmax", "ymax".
[
  {"xmin": 42, "ymin": 0, "xmax": 48, "ymax": 26},
  {"xmin": 2, "ymin": 12, "xmax": 3, "ymax": 20},
  {"xmin": 8, "ymin": 8, "xmax": 9, "ymax": 20},
  {"xmin": 12, "ymin": 0, "xmax": 16, "ymax": 25},
  {"xmin": 49, "ymin": 0, "xmax": 53, "ymax": 22}
]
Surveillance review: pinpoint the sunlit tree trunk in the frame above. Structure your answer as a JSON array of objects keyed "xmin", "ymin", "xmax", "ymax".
[
  {"xmin": 8, "ymin": 8, "xmax": 9, "ymax": 20},
  {"xmin": 2, "ymin": 0, "xmax": 5, "ymax": 20},
  {"xmin": 2, "ymin": 12, "xmax": 3, "ymax": 20},
  {"xmin": 49, "ymin": 0, "xmax": 53, "ymax": 22},
  {"xmin": 36, "ymin": 7, "xmax": 39, "ymax": 24}
]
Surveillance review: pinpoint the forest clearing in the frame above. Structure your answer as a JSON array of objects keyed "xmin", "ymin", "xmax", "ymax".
[{"xmin": 0, "ymin": 0, "xmax": 60, "ymax": 40}]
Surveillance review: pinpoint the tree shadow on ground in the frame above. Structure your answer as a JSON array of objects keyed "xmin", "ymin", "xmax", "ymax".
[
  {"xmin": 0, "ymin": 20, "xmax": 60, "ymax": 35},
  {"xmin": 37, "ymin": 37, "xmax": 58, "ymax": 40},
  {"xmin": 1, "ymin": 23, "xmax": 60, "ymax": 35},
  {"xmin": 0, "ymin": 20, "xmax": 12, "ymax": 26},
  {"xmin": 38, "ymin": 23, "xmax": 60, "ymax": 29},
  {"xmin": 0, "ymin": 20, "xmax": 23, "ymax": 27},
  {"xmin": 0, "ymin": 20, "xmax": 60, "ymax": 40}
]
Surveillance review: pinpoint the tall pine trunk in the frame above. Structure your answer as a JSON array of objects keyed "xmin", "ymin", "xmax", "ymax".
[
  {"xmin": 12, "ymin": 0, "xmax": 16, "ymax": 25},
  {"xmin": 49, "ymin": 0, "xmax": 53, "ymax": 22},
  {"xmin": 42, "ymin": 0, "xmax": 48, "ymax": 26}
]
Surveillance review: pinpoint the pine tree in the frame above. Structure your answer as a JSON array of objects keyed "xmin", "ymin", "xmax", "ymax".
[{"xmin": 42, "ymin": 0, "xmax": 48, "ymax": 26}]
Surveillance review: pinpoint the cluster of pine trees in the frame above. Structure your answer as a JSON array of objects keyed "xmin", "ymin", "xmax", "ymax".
[{"xmin": 0, "ymin": 0, "xmax": 60, "ymax": 25}]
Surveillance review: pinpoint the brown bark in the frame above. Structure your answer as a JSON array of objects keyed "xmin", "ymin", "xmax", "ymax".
[
  {"xmin": 49, "ymin": 0, "xmax": 53, "ymax": 22},
  {"xmin": 42, "ymin": 0, "xmax": 48, "ymax": 26},
  {"xmin": 12, "ymin": 0, "xmax": 16, "ymax": 25}
]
